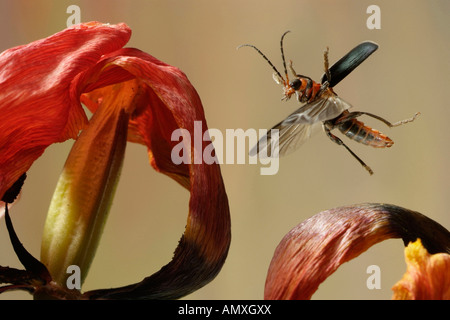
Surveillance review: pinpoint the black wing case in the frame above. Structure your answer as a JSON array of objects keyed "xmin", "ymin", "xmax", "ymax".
[{"xmin": 321, "ymin": 41, "xmax": 378, "ymax": 88}]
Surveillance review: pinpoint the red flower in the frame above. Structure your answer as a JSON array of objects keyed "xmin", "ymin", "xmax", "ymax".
[{"xmin": 0, "ymin": 22, "xmax": 230, "ymax": 299}]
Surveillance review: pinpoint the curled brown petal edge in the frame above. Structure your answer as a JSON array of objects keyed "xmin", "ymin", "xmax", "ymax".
[{"xmin": 264, "ymin": 203, "xmax": 450, "ymax": 300}]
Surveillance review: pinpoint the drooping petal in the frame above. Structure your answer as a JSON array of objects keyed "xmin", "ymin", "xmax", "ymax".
[
  {"xmin": 0, "ymin": 22, "xmax": 131, "ymax": 200},
  {"xmin": 392, "ymin": 239, "xmax": 450, "ymax": 300},
  {"xmin": 264, "ymin": 203, "xmax": 450, "ymax": 300},
  {"xmin": 0, "ymin": 22, "xmax": 230, "ymax": 300},
  {"xmin": 78, "ymin": 49, "xmax": 231, "ymax": 299}
]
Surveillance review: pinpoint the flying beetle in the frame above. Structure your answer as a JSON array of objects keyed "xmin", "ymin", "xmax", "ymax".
[{"xmin": 239, "ymin": 31, "xmax": 419, "ymax": 175}]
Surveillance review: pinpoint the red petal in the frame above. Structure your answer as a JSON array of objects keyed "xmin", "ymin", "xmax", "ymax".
[
  {"xmin": 0, "ymin": 22, "xmax": 131, "ymax": 200},
  {"xmin": 80, "ymin": 48, "xmax": 205, "ymax": 186},
  {"xmin": 79, "ymin": 49, "xmax": 231, "ymax": 299}
]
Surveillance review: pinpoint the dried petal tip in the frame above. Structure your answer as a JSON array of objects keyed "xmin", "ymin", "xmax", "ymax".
[
  {"xmin": 1, "ymin": 173, "xmax": 26, "ymax": 204},
  {"xmin": 392, "ymin": 239, "xmax": 450, "ymax": 300}
]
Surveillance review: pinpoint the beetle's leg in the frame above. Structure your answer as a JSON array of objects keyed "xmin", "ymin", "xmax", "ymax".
[
  {"xmin": 385, "ymin": 112, "xmax": 420, "ymax": 127},
  {"xmin": 288, "ymin": 60, "xmax": 297, "ymax": 78},
  {"xmin": 323, "ymin": 46, "xmax": 331, "ymax": 85},
  {"xmin": 323, "ymin": 123, "xmax": 373, "ymax": 175},
  {"xmin": 336, "ymin": 111, "xmax": 420, "ymax": 128}
]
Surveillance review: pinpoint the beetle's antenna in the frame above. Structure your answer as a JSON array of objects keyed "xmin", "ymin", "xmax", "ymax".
[
  {"xmin": 280, "ymin": 30, "xmax": 291, "ymax": 83},
  {"xmin": 237, "ymin": 43, "xmax": 285, "ymax": 84}
]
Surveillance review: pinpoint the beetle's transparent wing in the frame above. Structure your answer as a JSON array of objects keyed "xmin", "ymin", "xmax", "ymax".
[{"xmin": 250, "ymin": 92, "xmax": 352, "ymax": 157}]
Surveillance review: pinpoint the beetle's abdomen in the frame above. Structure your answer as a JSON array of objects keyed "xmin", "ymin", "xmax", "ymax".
[{"xmin": 338, "ymin": 119, "xmax": 393, "ymax": 148}]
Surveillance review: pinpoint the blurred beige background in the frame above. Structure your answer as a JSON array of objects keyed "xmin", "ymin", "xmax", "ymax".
[{"xmin": 0, "ymin": 0, "xmax": 448, "ymax": 300}]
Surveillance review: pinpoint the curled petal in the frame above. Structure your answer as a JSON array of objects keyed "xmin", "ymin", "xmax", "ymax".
[
  {"xmin": 0, "ymin": 22, "xmax": 230, "ymax": 299},
  {"xmin": 392, "ymin": 239, "xmax": 450, "ymax": 300},
  {"xmin": 79, "ymin": 49, "xmax": 231, "ymax": 299},
  {"xmin": 265, "ymin": 203, "xmax": 450, "ymax": 300},
  {"xmin": 80, "ymin": 48, "xmax": 202, "ymax": 187},
  {"xmin": 0, "ymin": 22, "xmax": 131, "ymax": 201}
]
